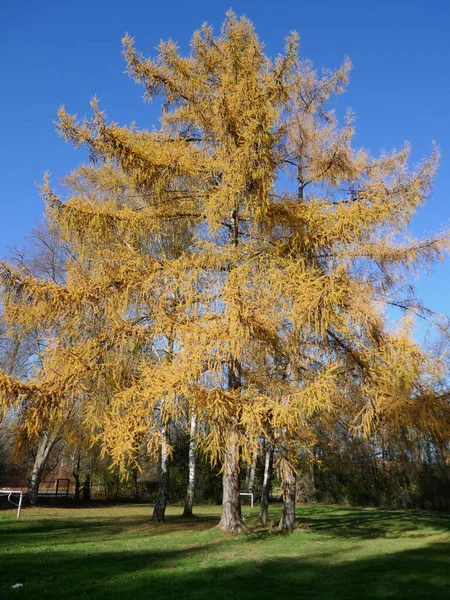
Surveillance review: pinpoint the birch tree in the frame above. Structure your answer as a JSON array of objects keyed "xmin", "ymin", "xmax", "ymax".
[{"xmin": 183, "ymin": 411, "xmax": 197, "ymax": 518}]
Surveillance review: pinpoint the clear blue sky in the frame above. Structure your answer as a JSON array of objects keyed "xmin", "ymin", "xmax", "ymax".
[{"xmin": 1, "ymin": 0, "xmax": 450, "ymax": 327}]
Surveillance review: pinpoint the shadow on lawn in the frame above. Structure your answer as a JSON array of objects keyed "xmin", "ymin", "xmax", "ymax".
[
  {"xmin": 0, "ymin": 514, "xmax": 219, "ymax": 548},
  {"xmin": 0, "ymin": 539, "xmax": 449, "ymax": 600},
  {"xmin": 295, "ymin": 505, "xmax": 450, "ymax": 540}
]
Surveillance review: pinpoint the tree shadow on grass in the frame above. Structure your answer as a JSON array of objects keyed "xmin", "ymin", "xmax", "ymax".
[
  {"xmin": 239, "ymin": 505, "xmax": 450, "ymax": 543},
  {"xmin": 0, "ymin": 539, "xmax": 449, "ymax": 600},
  {"xmin": 2, "ymin": 505, "xmax": 449, "ymax": 547},
  {"xmin": 0, "ymin": 514, "xmax": 219, "ymax": 548},
  {"xmin": 295, "ymin": 505, "xmax": 450, "ymax": 540}
]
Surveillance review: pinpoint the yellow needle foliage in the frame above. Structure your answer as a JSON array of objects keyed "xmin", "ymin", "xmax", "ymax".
[{"xmin": 1, "ymin": 12, "xmax": 449, "ymax": 475}]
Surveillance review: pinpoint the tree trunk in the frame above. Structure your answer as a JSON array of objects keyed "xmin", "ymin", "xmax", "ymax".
[
  {"xmin": 248, "ymin": 452, "xmax": 257, "ymax": 495},
  {"xmin": 244, "ymin": 465, "xmax": 251, "ymax": 491},
  {"xmin": 82, "ymin": 474, "xmax": 91, "ymax": 501},
  {"xmin": 132, "ymin": 468, "xmax": 139, "ymax": 500},
  {"xmin": 219, "ymin": 356, "xmax": 245, "ymax": 532},
  {"xmin": 153, "ymin": 427, "xmax": 170, "ymax": 522},
  {"xmin": 219, "ymin": 429, "xmax": 245, "ymax": 532},
  {"xmin": 260, "ymin": 443, "xmax": 273, "ymax": 526},
  {"xmin": 28, "ymin": 431, "xmax": 55, "ymax": 505},
  {"xmin": 183, "ymin": 413, "xmax": 197, "ymax": 517},
  {"xmin": 279, "ymin": 459, "xmax": 297, "ymax": 531},
  {"xmin": 73, "ymin": 452, "xmax": 81, "ymax": 501},
  {"xmin": 218, "ymin": 208, "xmax": 245, "ymax": 532}
]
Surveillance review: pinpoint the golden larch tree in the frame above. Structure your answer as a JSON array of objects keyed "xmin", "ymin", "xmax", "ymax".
[{"xmin": 1, "ymin": 12, "xmax": 449, "ymax": 531}]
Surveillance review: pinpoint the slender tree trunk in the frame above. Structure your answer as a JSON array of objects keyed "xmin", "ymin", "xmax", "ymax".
[
  {"xmin": 298, "ymin": 160, "xmax": 305, "ymax": 201},
  {"xmin": 132, "ymin": 468, "xmax": 139, "ymax": 500},
  {"xmin": 183, "ymin": 413, "xmax": 197, "ymax": 517},
  {"xmin": 82, "ymin": 474, "xmax": 91, "ymax": 501},
  {"xmin": 73, "ymin": 451, "xmax": 81, "ymax": 501},
  {"xmin": 244, "ymin": 465, "xmax": 251, "ymax": 491},
  {"xmin": 248, "ymin": 452, "xmax": 257, "ymax": 495},
  {"xmin": 260, "ymin": 443, "xmax": 274, "ymax": 526},
  {"xmin": 153, "ymin": 426, "xmax": 170, "ymax": 522},
  {"xmin": 28, "ymin": 431, "xmax": 55, "ymax": 505},
  {"xmin": 279, "ymin": 459, "xmax": 297, "ymax": 531},
  {"xmin": 153, "ymin": 332, "xmax": 174, "ymax": 522}
]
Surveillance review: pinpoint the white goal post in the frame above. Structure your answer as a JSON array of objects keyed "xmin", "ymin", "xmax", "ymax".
[
  {"xmin": 239, "ymin": 492, "xmax": 254, "ymax": 508},
  {"xmin": 0, "ymin": 489, "xmax": 24, "ymax": 518}
]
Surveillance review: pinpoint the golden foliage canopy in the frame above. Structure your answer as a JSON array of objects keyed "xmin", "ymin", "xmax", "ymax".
[{"xmin": 1, "ymin": 12, "xmax": 449, "ymax": 472}]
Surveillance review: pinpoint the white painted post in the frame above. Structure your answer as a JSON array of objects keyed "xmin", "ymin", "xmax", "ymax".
[
  {"xmin": 1, "ymin": 490, "xmax": 24, "ymax": 519},
  {"xmin": 239, "ymin": 492, "xmax": 254, "ymax": 507},
  {"xmin": 17, "ymin": 492, "xmax": 23, "ymax": 519}
]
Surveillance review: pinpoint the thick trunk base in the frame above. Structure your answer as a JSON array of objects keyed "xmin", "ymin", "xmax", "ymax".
[
  {"xmin": 152, "ymin": 501, "xmax": 167, "ymax": 522},
  {"xmin": 218, "ymin": 516, "xmax": 246, "ymax": 533},
  {"xmin": 279, "ymin": 465, "xmax": 296, "ymax": 532},
  {"xmin": 219, "ymin": 434, "xmax": 245, "ymax": 533}
]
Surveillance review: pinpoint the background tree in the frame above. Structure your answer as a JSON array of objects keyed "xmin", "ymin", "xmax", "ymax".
[{"xmin": 0, "ymin": 224, "xmax": 86, "ymax": 503}]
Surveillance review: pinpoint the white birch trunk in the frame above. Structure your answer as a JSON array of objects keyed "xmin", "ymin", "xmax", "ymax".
[
  {"xmin": 259, "ymin": 444, "xmax": 273, "ymax": 526},
  {"xmin": 28, "ymin": 431, "xmax": 55, "ymax": 505},
  {"xmin": 183, "ymin": 413, "xmax": 197, "ymax": 517}
]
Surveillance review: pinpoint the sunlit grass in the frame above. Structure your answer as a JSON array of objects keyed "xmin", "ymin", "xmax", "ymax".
[{"xmin": 1, "ymin": 504, "xmax": 449, "ymax": 599}]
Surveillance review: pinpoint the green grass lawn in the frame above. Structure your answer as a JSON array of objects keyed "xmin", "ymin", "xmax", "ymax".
[{"xmin": 1, "ymin": 503, "xmax": 449, "ymax": 599}]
